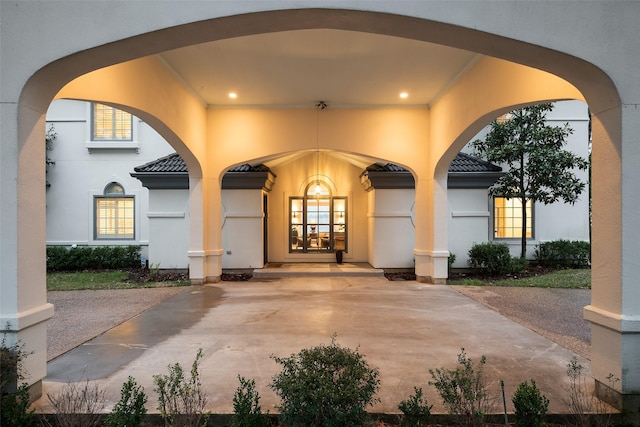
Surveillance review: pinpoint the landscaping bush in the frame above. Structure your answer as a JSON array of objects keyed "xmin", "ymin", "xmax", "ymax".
[
  {"xmin": 398, "ymin": 386, "xmax": 432, "ymax": 427},
  {"xmin": 46, "ymin": 245, "xmax": 141, "ymax": 271},
  {"xmin": 105, "ymin": 376, "xmax": 147, "ymax": 427},
  {"xmin": 1, "ymin": 383, "xmax": 36, "ymax": 426},
  {"xmin": 468, "ymin": 242, "xmax": 518, "ymax": 276},
  {"xmin": 45, "ymin": 379, "xmax": 106, "ymax": 427},
  {"xmin": 565, "ymin": 357, "xmax": 619, "ymax": 427},
  {"xmin": 153, "ymin": 348, "xmax": 209, "ymax": 427},
  {"xmin": 429, "ymin": 348, "xmax": 494, "ymax": 427},
  {"xmin": 510, "ymin": 255, "xmax": 528, "ymax": 274},
  {"xmin": 1, "ymin": 332, "xmax": 36, "ymax": 426},
  {"xmin": 232, "ymin": 375, "xmax": 269, "ymax": 427},
  {"xmin": 270, "ymin": 334, "xmax": 380, "ymax": 427},
  {"xmin": 512, "ymin": 379, "xmax": 549, "ymax": 427},
  {"xmin": 448, "ymin": 253, "xmax": 457, "ymax": 273},
  {"xmin": 535, "ymin": 240, "xmax": 591, "ymax": 268}
]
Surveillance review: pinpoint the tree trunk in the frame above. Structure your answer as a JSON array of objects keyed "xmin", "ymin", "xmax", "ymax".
[{"xmin": 521, "ymin": 197, "xmax": 527, "ymax": 259}]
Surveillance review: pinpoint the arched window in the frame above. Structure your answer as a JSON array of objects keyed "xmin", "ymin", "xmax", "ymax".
[
  {"xmin": 95, "ymin": 182, "xmax": 134, "ymax": 239},
  {"xmin": 289, "ymin": 182, "xmax": 347, "ymax": 253}
]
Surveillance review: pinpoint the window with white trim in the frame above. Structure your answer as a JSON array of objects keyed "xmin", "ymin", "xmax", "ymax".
[
  {"xmin": 494, "ymin": 197, "xmax": 532, "ymax": 239},
  {"xmin": 289, "ymin": 182, "xmax": 347, "ymax": 253},
  {"xmin": 95, "ymin": 182, "xmax": 134, "ymax": 239},
  {"xmin": 92, "ymin": 103, "xmax": 132, "ymax": 141}
]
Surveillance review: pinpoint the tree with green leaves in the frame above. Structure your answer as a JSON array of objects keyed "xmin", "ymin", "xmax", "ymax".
[{"xmin": 471, "ymin": 103, "xmax": 589, "ymax": 259}]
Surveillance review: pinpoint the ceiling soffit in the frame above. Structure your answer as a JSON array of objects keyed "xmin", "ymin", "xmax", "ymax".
[{"xmin": 158, "ymin": 29, "xmax": 480, "ymax": 108}]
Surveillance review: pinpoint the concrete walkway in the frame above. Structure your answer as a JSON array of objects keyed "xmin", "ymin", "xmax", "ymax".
[{"xmin": 35, "ymin": 274, "xmax": 590, "ymax": 416}]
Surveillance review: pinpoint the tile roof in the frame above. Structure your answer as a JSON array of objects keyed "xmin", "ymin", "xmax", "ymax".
[
  {"xmin": 135, "ymin": 152, "xmax": 500, "ymax": 174},
  {"xmin": 365, "ymin": 152, "xmax": 501, "ymax": 173},
  {"xmin": 133, "ymin": 152, "xmax": 186, "ymax": 173},
  {"xmin": 133, "ymin": 153, "xmax": 271, "ymax": 174},
  {"xmin": 448, "ymin": 152, "xmax": 502, "ymax": 173}
]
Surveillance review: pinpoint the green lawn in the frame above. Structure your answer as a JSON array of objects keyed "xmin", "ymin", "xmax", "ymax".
[
  {"xmin": 47, "ymin": 270, "xmax": 190, "ymax": 291},
  {"xmin": 447, "ymin": 268, "xmax": 591, "ymax": 289}
]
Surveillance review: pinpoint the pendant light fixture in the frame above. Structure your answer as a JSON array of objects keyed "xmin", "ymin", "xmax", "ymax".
[{"xmin": 315, "ymin": 101, "xmax": 328, "ymax": 195}]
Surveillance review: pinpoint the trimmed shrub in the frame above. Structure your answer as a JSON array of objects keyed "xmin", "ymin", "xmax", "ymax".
[
  {"xmin": 46, "ymin": 245, "xmax": 141, "ymax": 271},
  {"xmin": 398, "ymin": 386, "xmax": 432, "ymax": 427},
  {"xmin": 467, "ymin": 242, "xmax": 514, "ymax": 276},
  {"xmin": 510, "ymin": 256, "xmax": 528, "ymax": 274},
  {"xmin": 512, "ymin": 379, "xmax": 549, "ymax": 427},
  {"xmin": 105, "ymin": 376, "xmax": 147, "ymax": 427},
  {"xmin": 232, "ymin": 375, "xmax": 269, "ymax": 427},
  {"xmin": 153, "ymin": 348, "xmax": 209, "ymax": 427},
  {"xmin": 535, "ymin": 240, "xmax": 591, "ymax": 268},
  {"xmin": 270, "ymin": 335, "xmax": 380, "ymax": 427},
  {"xmin": 429, "ymin": 348, "xmax": 494, "ymax": 427}
]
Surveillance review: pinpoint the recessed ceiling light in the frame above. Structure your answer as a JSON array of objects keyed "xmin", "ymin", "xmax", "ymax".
[
  {"xmin": 228, "ymin": 92, "xmax": 237, "ymax": 99},
  {"xmin": 399, "ymin": 92, "xmax": 409, "ymax": 99}
]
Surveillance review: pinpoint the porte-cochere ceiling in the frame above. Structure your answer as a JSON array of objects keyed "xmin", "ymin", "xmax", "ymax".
[{"xmin": 158, "ymin": 29, "xmax": 480, "ymax": 108}]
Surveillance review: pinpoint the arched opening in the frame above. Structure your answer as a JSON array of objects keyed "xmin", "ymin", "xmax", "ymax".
[{"xmin": 5, "ymin": 5, "xmax": 626, "ymax": 410}]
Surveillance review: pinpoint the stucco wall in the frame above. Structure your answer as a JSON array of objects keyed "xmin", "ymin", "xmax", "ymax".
[
  {"xmin": 45, "ymin": 100, "xmax": 175, "ymax": 259},
  {"xmin": 222, "ymin": 189, "xmax": 264, "ymax": 269},
  {"xmin": 534, "ymin": 100, "xmax": 591, "ymax": 244},
  {"xmin": 148, "ymin": 189, "xmax": 190, "ymax": 269},
  {"xmin": 450, "ymin": 100, "xmax": 591, "ymax": 267},
  {"xmin": 448, "ymin": 188, "xmax": 491, "ymax": 268},
  {"xmin": 46, "ymin": 100, "xmax": 589, "ymax": 270},
  {"xmin": 368, "ymin": 189, "xmax": 416, "ymax": 269}
]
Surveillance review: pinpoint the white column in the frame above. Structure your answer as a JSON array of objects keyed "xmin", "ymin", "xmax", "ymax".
[
  {"xmin": 0, "ymin": 103, "xmax": 54, "ymax": 396},
  {"xmin": 414, "ymin": 171, "xmax": 449, "ymax": 283},
  {"xmin": 584, "ymin": 104, "xmax": 640, "ymax": 418},
  {"xmin": 187, "ymin": 174, "xmax": 223, "ymax": 283}
]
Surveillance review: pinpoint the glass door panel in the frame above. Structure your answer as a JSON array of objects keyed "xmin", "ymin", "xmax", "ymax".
[
  {"xmin": 289, "ymin": 190, "xmax": 348, "ymax": 254},
  {"xmin": 307, "ymin": 198, "xmax": 330, "ymax": 251},
  {"xmin": 332, "ymin": 198, "xmax": 346, "ymax": 251},
  {"xmin": 290, "ymin": 198, "xmax": 303, "ymax": 251}
]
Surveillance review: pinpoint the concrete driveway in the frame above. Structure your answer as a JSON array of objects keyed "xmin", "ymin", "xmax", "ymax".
[{"xmin": 38, "ymin": 276, "xmax": 591, "ymax": 415}]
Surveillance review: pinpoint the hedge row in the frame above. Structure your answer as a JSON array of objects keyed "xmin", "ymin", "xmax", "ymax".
[
  {"xmin": 534, "ymin": 240, "xmax": 591, "ymax": 268},
  {"xmin": 467, "ymin": 242, "xmax": 525, "ymax": 276},
  {"xmin": 467, "ymin": 239, "xmax": 590, "ymax": 276},
  {"xmin": 46, "ymin": 245, "xmax": 141, "ymax": 271}
]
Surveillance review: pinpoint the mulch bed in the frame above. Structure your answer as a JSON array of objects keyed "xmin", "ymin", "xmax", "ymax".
[
  {"xmin": 126, "ymin": 268, "xmax": 189, "ymax": 283},
  {"xmin": 384, "ymin": 265, "xmax": 563, "ymax": 283},
  {"xmin": 449, "ymin": 265, "xmax": 560, "ymax": 282},
  {"xmin": 126, "ymin": 268, "xmax": 253, "ymax": 282},
  {"xmin": 126, "ymin": 265, "xmax": 564, "ymax": 283},
  {"xmin": 221, "ymin": 272, "xmax": 253, "ymax": 281}
]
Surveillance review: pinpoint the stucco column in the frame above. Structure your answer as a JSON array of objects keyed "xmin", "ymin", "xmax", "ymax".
[
  {"xmin": 414, "ymin": 171, "xmax": 449, "ymax": 283},
  {"xmin": 584, "ymin": 105, "xmax": 640, "ymax": 418},
  {"xmin": 0, "ymin": 104, "xmax": 54, "ymax": 396},
  {"xmin": 187, "ymin": 174, "xmax": 223, "ymax": 284},
  {"xmin": 187, "ymin": 176, "xmax": 205, "ymax": 283}
]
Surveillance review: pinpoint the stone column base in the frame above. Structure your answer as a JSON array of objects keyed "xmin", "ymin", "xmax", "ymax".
[
  {"xmin": 188, "ymin": 249, "xmax": 223, "ymax": 284},
  {"xmin": 414, "ymin": 249, "xmax": 449, "ymax": 284}
]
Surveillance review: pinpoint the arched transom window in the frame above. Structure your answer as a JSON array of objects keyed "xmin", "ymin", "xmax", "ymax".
[
  {"xmin": 289, "ymin": 182, "xmax": 347, "ymax": 253},
  {"xmin": 94, "ymin": 182, "xmax": 134, "ymax": 239}
]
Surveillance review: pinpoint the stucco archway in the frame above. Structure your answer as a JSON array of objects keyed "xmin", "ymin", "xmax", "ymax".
[{"xmin": 5, "ymin": 5, "xmax": 629, "ymax": 413}]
